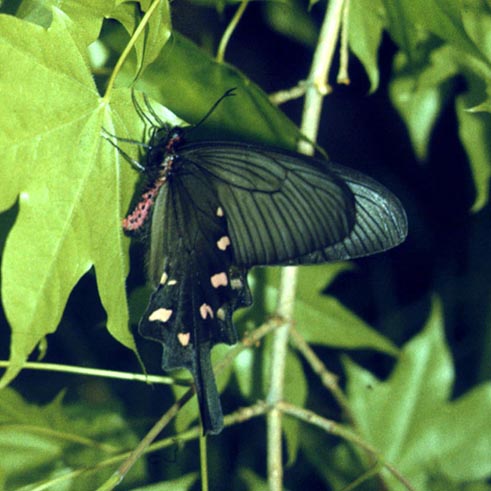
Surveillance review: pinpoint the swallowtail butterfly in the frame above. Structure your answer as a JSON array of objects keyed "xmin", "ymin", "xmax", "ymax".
[{"xmin": 109, "ymin": 91, "xmax": 407, "ymax": 435}]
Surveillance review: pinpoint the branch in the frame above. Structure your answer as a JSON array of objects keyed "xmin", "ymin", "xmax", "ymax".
[{"xmin": 266, "ymin": 2, "xmax": 347, "ymax": 490}]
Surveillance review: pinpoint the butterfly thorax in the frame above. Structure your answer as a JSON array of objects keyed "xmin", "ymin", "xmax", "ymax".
[{"xmin": 122, "ymin": 126, "xmax": 186, "ymax": 234}]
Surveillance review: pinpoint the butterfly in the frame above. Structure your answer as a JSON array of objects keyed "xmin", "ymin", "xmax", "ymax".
[{"xmin": 108, "ymin": 90, "xmax": 407, "ymax": 435}]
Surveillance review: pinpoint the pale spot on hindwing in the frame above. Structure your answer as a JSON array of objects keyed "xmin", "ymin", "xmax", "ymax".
[
  {"xmin": 149, "ymin": 308, "xmax": 173, "ymax": 323},
  {"xmin": 217, "ymin": 308, "xmax": 226, "ymax": 321},
  {"xmin": 211, "ymin": 272, "xmax": 228, "ymax": 288},
  {"xmin": 160, "ymin": 272, "xmax": 168, "ymax": 285},
  {"xmin": 200, "ymin": 303, "xmax": 214, "ymax": 319},
  {"xmin": 168, "ymin": 279, "xmax": 177, "ymax": 285},
  {"xmin": 178, "ymin": 332, "xmax": 191, "ymax": 347},
  {"xmin": 216, "ymin": 206, "xmax": 224, "ymax": 217},
  {"xmin": 216, "ymin": 236, "xmax": 231, "ymax": 251},
  {"xmin": 230, "ymin": 277, "xmax": 243, "ymax": 290}
]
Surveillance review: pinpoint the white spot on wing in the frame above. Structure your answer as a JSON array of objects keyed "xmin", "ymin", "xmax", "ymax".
[
  {"xmin": 217, "ymin": 308, "xmax": 226, "ymax": 320},
  {"xmin": 231, "ymin": 277, "xmax": 243, "ymax": 290},
  {"xmin": 200, "ymin": 303, "xmax": 214, "ymax": 319},
  {"xmin": 216, "ymin": 236, "xmax": 231, "ymax": 251},
  {"xmin": 149, "ymin": 308, "xmax": 173, "ymax": 323},
  {"xmin": 168, "ymin": 279, "xmax": 177, "ymax": 285},
  {"xmin": 211, "ymin": 272, "xmax": 228, "ymax": 288},
  {"xmin": 178, "ymin": 332, "xmax": 191, "ymax": 346},
  {"xmin": 160, "ymin": 272, "xmax": 168, "ymax": 285},
  {"xmin": 216, "ymin": 206, "xmax": 224, "ymax": 217}
]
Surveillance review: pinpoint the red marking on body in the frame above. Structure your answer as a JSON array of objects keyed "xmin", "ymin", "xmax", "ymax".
[
  {"xmin": 166, "ymin": 134, "xmax": 183, "ymax": 152},
  {"xmin": 122, "ymin": 155, "xmax": 175, "ymax": 233}
]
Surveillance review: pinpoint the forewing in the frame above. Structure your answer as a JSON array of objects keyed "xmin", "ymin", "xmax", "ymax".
[
  {"xmin": 179, "ymin": 142, "xmax": 357, "ymax": 267},
  {"xmin": 180, "ymin": 142, "xmax": 407, "ymax": 266}
]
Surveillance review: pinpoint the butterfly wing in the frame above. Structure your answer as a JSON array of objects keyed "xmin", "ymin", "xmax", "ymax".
[
  {"xmin": 178, "ymin": 142, "xmax": 407, "ymax": 267},
  {"xmin": 139, "ymin": 163, "xmax": 251, "ymax": 434},
  {"xmin": 134, "ymin": 140, "xmax": 407, "ymax": 436}
]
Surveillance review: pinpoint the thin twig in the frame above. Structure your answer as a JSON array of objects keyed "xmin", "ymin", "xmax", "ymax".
[
  {"xmin": 199, "ymin": 435, "xmax": 209, "ymax": 491},
  {"xmin": 269, "ymin": 83, "xmax": 307, "ymax": 105},
  {"xmin": 216, "ymin": 0, "xmax": 249, "ymax": 62},
  {"xmin": 288, "ymin": 325, "xmax": 353, "ymax": 420},
  {"xmin": 0, "ymin": 360, "xmax": 181, "ymax": 386},
  {"xmin": 299, "ymin": 0, "xmax": 346, "ymax": 155},
  {"xmin": 277, "ymin": 402, "xmax": 417, "ymax": 491},
  {"xmin": 114, "ymin": 389, "xmax": 195, "ymax": 485},
  {"xmin": 337, "ymin": 0, "xmax": 351, "ymax": 85},
  {"xmin": 267, "ymin": 269, "xmax": 298, "ymax": 491},
  {"xmin": 102, "ymin": 0, "xmax": 161, "ymax": 101},
  {"xmin": 95, "ymin": 319, "xmax": 281, "ymax": 490}
]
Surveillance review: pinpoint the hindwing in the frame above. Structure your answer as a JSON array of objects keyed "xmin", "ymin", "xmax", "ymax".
[{"xmin": 138, "ymin": 163, "xmax": 250, "ymax": 434}]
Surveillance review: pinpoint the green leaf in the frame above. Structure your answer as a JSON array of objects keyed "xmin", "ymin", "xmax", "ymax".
[
  {"xmin": 258, "ymin": 265, "xmax": 397, "ymax": 354},
  {"xmin": 0, "ymin": 13, "xmax": 138, "ymax": 386},
  {"xmin": 383, "ymin": 0, "xmax": 491, "ymax": 68},
  {"xmin": 239, "ymin": 468, "xmax": 269, "ymax": 491},
  {"xmin": 349, "ymin": 0, "xmax": 385, "ymax": 92},
  {"xmin": 380, "ymin": 0, "xmax": 421, "ymax": 64},
  {"xmin": 18, "ymin": 0, "xmax": 114, "ymax": 46},
  {"xmin": 0, "ymin": 387, "xmax": 143, "ymax": 489},
  {"xmin": 344, "ymin": 298, "xmax": 491, "ymax": 490},
  {"xmin": 282, "ymin": 349, "xmax": 308, "ymax": 465},
  {"xmin": 132, "ymin": 32, "xmax": 302, "ymax": 148},
  {"xmin": 390, "ymin": 46, "xmax": 458, "ymax": 160},
  {"xmin": 434, "ymin": 383, "xmax": 491, "ymax": 481},
  {"xmin": 294, "ymin": 266, "xmax": 398, "ymax": 355},
  {"xmin": 263, "ymin": 0, "xmax": 318, "ymax": 48},
  {"xmin": 109, "ymin": 0, "xmax": 172, "ymax": 77},
  {"xmin": 456, "ymin": 93, "xmax": 491, "ymax": 212}
]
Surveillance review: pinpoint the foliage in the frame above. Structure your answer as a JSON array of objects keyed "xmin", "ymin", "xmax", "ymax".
[{"xmin": 0, "ymin": 0, "xmax": 490, "ymax": 490}]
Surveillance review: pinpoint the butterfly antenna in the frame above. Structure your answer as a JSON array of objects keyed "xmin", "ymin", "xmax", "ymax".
[
  {"xmin": 193, "ymin": 88, "xmax": 237, "ymax": 129},
  {"xmin": 131, "ymin": 89, "xmax": 157, "ymax": 127},
  {"xmin": 142, "ymin": 92, "xmax": 169, "ymax": 128},
  {"xmin": 102, "ymin": 130, "xmax": 146, "ymax": 172}
]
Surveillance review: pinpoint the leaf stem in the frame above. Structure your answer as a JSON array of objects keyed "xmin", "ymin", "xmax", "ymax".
[
  {"xmin": 0, "ymin": 360, "xmax": 182, "ymax": 386},
  {"xmin": 102, "ymin": 0, "xmax": 162, "ymax": 101},
  {"xmin": 277, "ymin": 402, "xmax": 417, "ymax": 491},
  {"xmin": 266, "ymin": 1, "xmax": 346, "ymax": 490},
  {"xmin": 288, "ymin": 325, "xmax": 353, "ymax": 421},
  {"xmin": 299, "ymin": 0, "xmax": 345, "ymax": 154},
  {"xmin": 199, "ymin": 434, "xmax": 209, "ymax": 491},
  {"xmin": 216, "ymin": 0, "xmax": 249, "ymax": 63}
]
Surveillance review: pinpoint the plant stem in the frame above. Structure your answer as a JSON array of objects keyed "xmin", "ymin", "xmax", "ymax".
[
  {"xmin": 102, "ymin": 0, "xmax": 161, "ymax": 101},
  {"xmin": 216, "ymin": 0, "xmax": 249, "ymax": 63},
  {"xmin": 266, "ymin": 2, "xmax": 346, "ymax": 490},
  {"xmin": 0, "ymin": 360, "xmax": 180, "ymax": 385}
]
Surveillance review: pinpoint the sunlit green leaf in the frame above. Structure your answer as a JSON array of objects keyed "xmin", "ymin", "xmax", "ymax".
[
  {"xmin": 457, "ymin": 92, "xmax": 491, "ymax": 212},
  {"xmin": 390, "ymin": 47, "xmax": 458, "ymax": 160},
  {"xmin": 0, "ymin": 13, "xmax": 138, "ymax": 386}
]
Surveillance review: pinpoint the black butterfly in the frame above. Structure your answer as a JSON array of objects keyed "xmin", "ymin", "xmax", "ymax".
[{"xmin": 110, "ymin": 91, "xmax": 407, "ymax": 435}]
